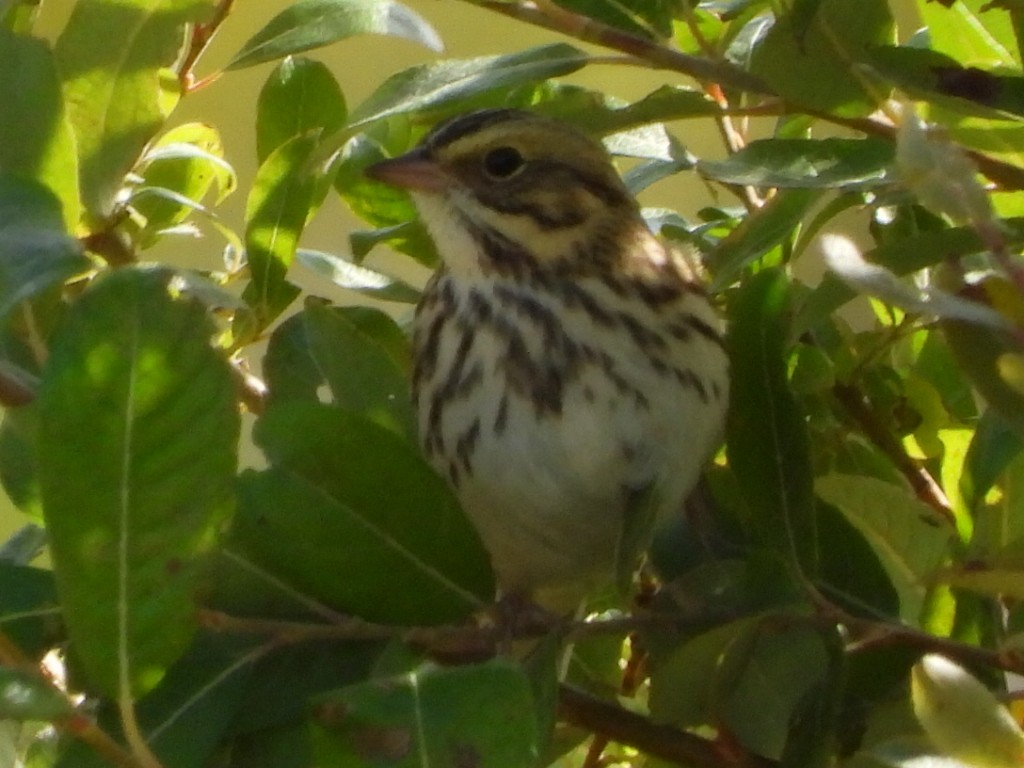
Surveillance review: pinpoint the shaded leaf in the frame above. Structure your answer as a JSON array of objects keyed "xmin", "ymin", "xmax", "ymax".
[
  {"xmin": 237, "ymin": 402, "xmax": 493, "ymax": 624},
  {"xmin": 55, "ymin": 0, "xmax": 214, "ymax": 219},
  {"xmin": 228, "ymin": 0, "xmax": 441, "ymax": 70},
  {"xmin": 302, "ymin": 298, "xmax": 415, "ymax": 437},
  {"xmin": 726, "ymin": 268, "xmax": 817, "ymax": 575},
  {"xmin": 0, "ymin": 564, "xmax": 58, "ymax": 659},
  {"xmin": 709, "ymin": 188, "xmax": 816, "ymax": 290},
  {"xmin": 815, "ymin": 474, "xmax": 951, "ymax": 622},
  {"xmin": 0, "ymin": 667, "xmax": 71, "ymax": 721},
  {"xmin": 699, "ymin": 138, "xmax": 893, "ymax": 188},
  {"xmin": 0, "ymin": 177, "xmax": 89, "ymax": 323},
  {"xmin": 310, "ymin": 659, "xmax": 538, "ymax": 767},
  {"xmin": 257, "ymin": 57, "xmax": 347, "ymax": 164},
  {"xmin": 38, "ymin": 267, "xmax": 239, "ymax": 697}
]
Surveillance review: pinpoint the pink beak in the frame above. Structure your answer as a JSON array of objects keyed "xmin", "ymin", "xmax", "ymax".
[{"xmin": 365, "ymin": 149, "xmax": 448, "ymax": 193}]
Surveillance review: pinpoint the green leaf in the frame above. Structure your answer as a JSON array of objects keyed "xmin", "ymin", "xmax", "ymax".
[
  {"xmin": 649, "ymin": 616, "xmax": 762, "ymax": 727},
  {"xmin": 240, "ymin": 132, "xmax": 325, "ymax": 336},
  {"xmin": 709, "ymin": 188, "xmax": 817, "ymax": 291},
  {"xmin": 2, "ymin": 0, "xmax": 40, "ymax": 33},
  {"xmin": 0, "ymin": 28, "xmax": 80, "ymax": 228},
  {"xmin": 0, "ymin": 408, "xmax": 41, "ymax": 519},
  {"xmin": 310, "ymin": 660, "xmax": 538, "ymax": 767},
  {"xmin": 721, "ymin": 624, "xmax": 831, "ymax": 760},
  {"xmin": 751, "ymin": 0, "xmax": 894, "ymax": 116},
  {"xmin": 301, "ymin": 299, "xmax": 414, "ymax": 437},
  {"xmin": 0, "ymin": 667, "xmax": 71, "ymax": 721},
  {"xmin": 295, "ymin": 249, "xmax": 420, "ymax": 304},
  {"xmin": 37, "ymin": 267, "xmax": 239, "ymax": 697},
  {"xmin": 815, "ymin": 474, "xmax": 951, "ymax": 622},
  {"xmin": 0, "ymin": 564, "xmax": 58, "ymax": 659},
  {"xmin": 0, "ymin": 176, "xmax": 89, "ymax": 323},
  {"xmin": 345, "ymin": 43, "xmax": 589, "ymax": 130},
  {"xmin": 725, "ymin": 268, "xmax": 817, "ymax": 576},
  {"xmin": 237, "ymin": 402, "xmax": 493, "ymax": 624},
  {"xmin": 918, "ymin": 0, "xmax": 1020, "ymax": 69},
  {"xmin": 55, "ymin": 0, "xmax": 214, "ymax": 220},
  {"xmin": 257, "ymin": 57, "xmax": 347, "ymax": 164},
  {"xmin": 699, "ymin": 138, "xmax": 894, "ymax": 188},
  {"xmin": 912, "ymin": 654, "xmax": 1024, "ymax": 767},
  {"xmin": 228, "ymin": 0, "xmax": 442, "ymax": 70},
  {"xmin": 130, "ymin": 122, "xmax": 236, "ymax": 248}
]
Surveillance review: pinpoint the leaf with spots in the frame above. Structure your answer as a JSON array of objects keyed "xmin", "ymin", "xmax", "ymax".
[{"xmin": 37, "ymin": 267, "xmax": 239, "ymax": 698}]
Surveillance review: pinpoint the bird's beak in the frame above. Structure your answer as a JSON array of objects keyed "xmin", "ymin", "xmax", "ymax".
[{"xmin": 364, "ymin": 148, "xmax": 448, "ymax": 193}]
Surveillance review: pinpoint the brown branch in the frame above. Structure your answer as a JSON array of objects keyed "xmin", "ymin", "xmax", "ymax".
[
  {"xmin": 558, "ymin": 684, "xmax": 777, "ymax": 768},
  {"xmin": 178, "ymin": 0, "xmax": 236, "ymax": 92},
  {"xmin": 470, "ymin": 0, "xmax": 772, "ymax": 95},
  {"xmin": 832, "ymin": 382, "xmax": 955, "ymax": 524},
  {"xmin": 466, "ymin": 0, "xmax": 1024, "ymax": 192}
]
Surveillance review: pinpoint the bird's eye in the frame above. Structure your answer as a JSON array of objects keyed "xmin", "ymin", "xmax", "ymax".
[{"xmin": 482, "ymin": 146, "xmax": 525, "ymax": 179}]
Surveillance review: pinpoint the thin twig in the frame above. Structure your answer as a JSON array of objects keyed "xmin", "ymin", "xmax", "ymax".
[
  {"xmin": 558, "ymin": 684, "xmax": 777, "ymax": 768},
  {"xmin": 177, "ymin": 0, "xmax": 236, "ymax": 91},
  {"xmin": 832, "ymin": 382, "xmax": 955, "ymax": 524}
]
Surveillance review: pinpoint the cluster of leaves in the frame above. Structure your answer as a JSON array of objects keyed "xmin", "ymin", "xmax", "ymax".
[{"xmin": 3, "ymin": 0, "xmax": 1024, "ymax": 766}]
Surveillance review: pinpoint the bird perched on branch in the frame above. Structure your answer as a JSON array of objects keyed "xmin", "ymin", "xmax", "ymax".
[{"xmin": 367, "ymin": 108, "xmax": 728, "ymax": 611}]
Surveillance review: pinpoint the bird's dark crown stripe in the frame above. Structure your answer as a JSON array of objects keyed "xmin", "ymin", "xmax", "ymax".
[{"xmin": 426, "ymin": 108, "xmax": 532, "ymax": 151}]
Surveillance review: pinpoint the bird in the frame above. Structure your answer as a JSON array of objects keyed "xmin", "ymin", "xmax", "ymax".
[{"xmin": 365, "ymin": 108, "xmax": 729, "ymax": 611}]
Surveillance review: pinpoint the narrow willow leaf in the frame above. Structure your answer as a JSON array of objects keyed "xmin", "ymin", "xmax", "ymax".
[
  {"xmin": 0, "ymin": 177, "xmax": 89, "ymax": 323},
  {"xmin": 241, "ymin": 132, "xmax": 324, "ymax": 335},
  {"xmin": 345, "ymin": 43, "xmax": 589, "ymax": 130},
  {"xmin": 131, "ymin": 123, "xmax": 235, "ymax": 248},
  {"xmin": 699, "ymin": 138, "xmax": 893, "ymax": 188},
  {"xmin": 302, "ymin": 299, "xmax": 416, "ymax": 438},
  {"xmin": 815, "ymin": 474, "xmax": 951, "ymax": 622},
  {"xmin": 751, "ymin": 0, "xmax": 894, "ymax": 116},
  {"xmin": 257, "ymin": 57, "xmax": 347, "ymax": 164},
  {"xmin": 296, "ymin": 249, "xmax": 420, "ymax": 303},
  {"xmin": 725, "ymin": 268, "xmax": 817, "ymax": 575},
  {"xmin": 912, "ymin": 654, "xmax": 1024, "ymax": 768},
  {"xmin": 228, "ymin": 0, "xmax": 441, "ymax": 70},
  {"xmin": 55, "ymin": 0, "xmax": 214, "ymax": 220},
  {"xmin": 38, "ymin": 267, "xmax": 239, "ymax": 697},
  {"xmin": 239, "ymin": 402, "xmax": 493, "ymax": 624},
  {"xmin": 0, "ymin": 28, "xmax": 80, "ymax": 227},
  {"xmin": 310, "ymin": 660, "xmax": 538, "ymax": 766},
  {"xmin": 709, "ymin": 188, "xmax": 816, "ymax": 291}
]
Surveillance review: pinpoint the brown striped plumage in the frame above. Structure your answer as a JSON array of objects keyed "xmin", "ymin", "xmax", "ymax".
[{"xmin": 367, "ymin": 109, "xmax": 728, "ymax": 609}]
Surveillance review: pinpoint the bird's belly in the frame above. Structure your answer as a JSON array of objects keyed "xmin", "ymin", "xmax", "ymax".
[{"xmin": 418, "ymin": 339, "xmax": 721, "ymax": 597}]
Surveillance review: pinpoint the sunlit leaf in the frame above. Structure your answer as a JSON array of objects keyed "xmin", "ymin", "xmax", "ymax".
[
  {"xmin": 38, "ymin": 267, "xmax": 238, "ymax": 697},
  {"xmin": 912, "ymin": 654, "xmax": 1024, "ymax": 768},
  {"xmin": 55, "ymin": 0, "xmax": 214, "ymax": 220},
  {"xmin": 256, "ymin": 57, "xmax": 347, "ymax": 164},
  {"xmin": 228, "ymin": 0, "xmax": 442, "ymax": 70},
  {"xmin": 0, "ymin": 28, "xmax": 80, "ymax": 228}
]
